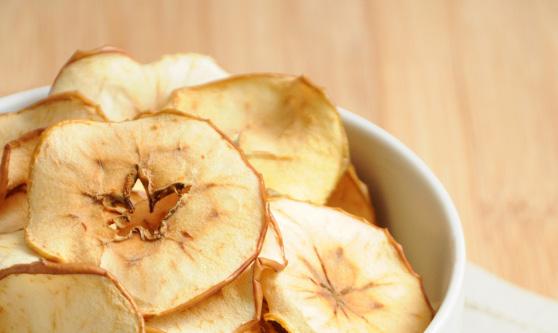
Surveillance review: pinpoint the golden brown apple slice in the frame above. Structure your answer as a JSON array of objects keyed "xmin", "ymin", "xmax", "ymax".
[
  {"xmin": 146, "ymin": 268, "xmax": 257, "ymax": 333},
  {"xmin": 0, "ymin": 129, "xmax": 42, "ymax": 197},
  {"xmin": 0, "ymin": 261, "xmax": 144, "ymax": 333},
  {"xmin": 257, "ymin": 213, "xmax": 287, "ymax": 273},
  {"xmin": 0, "ymin": 92, "xmax": 107, "ymax": 201},
  {"xmin": 0, "ymin": 230, "xmax": 39, "ymax": 270},
  {"xmin": 263, "ymin": 199, "xmax": 433, "ymax": 333},
  {"xmin": 26, "ymin": 112, "xmax": 268, "ymax": 316},
  {"xmin": 51, "ymin": 46, "xmax": 228, "ymax": 121},
  {"xmin": 263, "ymin": 321, "xmax": 287, "ymax": 333},
  {"xmin": 166, "ymin": 74, "xmax": 349, "ymax": 204},
  {"xmin": 326, "ymin": 165, "xmax": 376, "ymax": 225},
  {"xmin": 0, "ymin": 191, "xmax": 28, "ymax": 234}
]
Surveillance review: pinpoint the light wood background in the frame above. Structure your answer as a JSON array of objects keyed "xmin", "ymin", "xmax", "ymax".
[{"xmin": 1, "ymin": 0, "xmax": 557, "ymax": 299}]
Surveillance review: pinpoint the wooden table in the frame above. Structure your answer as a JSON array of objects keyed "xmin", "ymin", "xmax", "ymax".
[{"xmin": 1, "ymin": 0, "xmax": 557, "ymax": 299}]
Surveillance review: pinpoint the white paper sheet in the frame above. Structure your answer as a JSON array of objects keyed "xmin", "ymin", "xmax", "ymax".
[{"xmin": 463, "ymin": 263, "xmax": 558, "ymax": 332}]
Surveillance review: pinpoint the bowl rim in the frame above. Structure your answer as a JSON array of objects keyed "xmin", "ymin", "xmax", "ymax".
[
  {"xmin": 339, "ymin": 108, "xmax": 466, "ymax": 331},
  {"xmin": 0, "ymin": 88, "xmax": 466, "ymax": 331}
]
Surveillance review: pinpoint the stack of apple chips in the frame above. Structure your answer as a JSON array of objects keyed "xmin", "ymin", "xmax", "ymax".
[{"xmin": 0, "ymin": 47, "xmax": 433, "ymax": 333}]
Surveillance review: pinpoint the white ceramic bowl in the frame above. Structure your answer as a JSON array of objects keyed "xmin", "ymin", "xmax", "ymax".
[
  {"xmin": 0, "ymin": 88, "xmax": 466, "ymax": 332},
  {"xmin": 342, "ymin": 109, "xmax": 466, "ymax": 332}
]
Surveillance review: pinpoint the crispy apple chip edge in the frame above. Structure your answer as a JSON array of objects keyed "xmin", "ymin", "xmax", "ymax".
[
  {"xmin": 0, "ymin": 261, "xmax": 144, "ymax": 333},
  {"xmin": 146, "ymin": 267, "xmax": 257, "ymax": 333}
]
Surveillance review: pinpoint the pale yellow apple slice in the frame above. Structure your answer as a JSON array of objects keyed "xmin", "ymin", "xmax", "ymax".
[
  {"xmin": 146, "ymin": 268, "xmax": 257, "ymax": 333},
  {"xmin": 0, "ymin": 92, "xmax": 107, "ymax": 201},
  {"xmin": 51, "ymin": 46, "xmax": 228, "ymax": 121},
  {"xmin": 166, "ymin": 74, "xmax": 349, "ymax": 204},
  {"xmin": 0, "ymin": 261, "xmax": 144, "ymax": 333},
  {"xmin": 326, "ymin": 165, "xmax": 376, "ymax": 225},
  {"xmin": 254, "ymin": 212, "xmax": 288, "ymax": 320},
  {"xmin": 0, "ymin": 230, "xmax": 39, "ymax": 270},
  {"xmin": 263, "ymin": 199, "xmax": 433, "ymax": 333},
  {"xmin": 26, "ymin": 112, "xmax": 268, "ymax": 316},
  {"xmin": 0, "ymin": 191, "xmax": 28, "ymax": 234}
]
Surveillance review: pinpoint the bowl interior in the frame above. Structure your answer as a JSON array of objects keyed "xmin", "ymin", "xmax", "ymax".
[{"xmin": 341, "ymin": 109, "xmax": 464, "ymax": 315}]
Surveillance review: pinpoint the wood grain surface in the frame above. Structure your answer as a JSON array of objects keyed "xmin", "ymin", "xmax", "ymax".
[{"xmin": 1, "ymin": 0, "xmax": 557, "ymax": 299}]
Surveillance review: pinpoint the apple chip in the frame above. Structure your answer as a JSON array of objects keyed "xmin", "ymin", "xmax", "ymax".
[
  {"xmin": 0, "ymin": 189, "xmax": 142, "ymax": 235},
  {"xmin": 0, "ymin": 261, "xmax": 144, "ymax": 333},
  {"xmin": 257, "ymin": 211, "xmax": 287, "ymax": 272},
  {"xmin": 0, "ymin": 191, "xmax": 28, "ymax": 234},
  {"xmin": 51, "ymin": 47, "xmax": 228, "ymax": 121},
  {"xmin": 146, "ymin": 269, "xmax": 256, "ymax": 333},
  {"xmin": 0, "ymin": 92, "xmax": 106, "ymax": 201},
  {"xmin": 0, "ymin": 129, "xmax": 42, "ymax": 196},
  {"xmin": 326, "ymin": 165, "xmax": 376, "ymax": 224},
  {"xmin": 146, "ymin": 328, "xmax": 165, "ymax": 333},
  {"xmin": 263, "ymin": 199, "xmax": 433, "ymax": 333},
  {"xmin": 263, "ymin": 321, "xmax": 287, "ymax": 333},
  {"xmin": 253, "ymin": 213, "xmax": 288, "ymax": 320},
  {"xmin": 166, "ymin": 74, "xmax": 349, "ymax": 204},
  {"xmin": 26, "ymin": 112, "xmax": 268, "ymax": 316},
  {"xmin": 0, "ymin": 231, "xmax": 39, "ymax": 270}
]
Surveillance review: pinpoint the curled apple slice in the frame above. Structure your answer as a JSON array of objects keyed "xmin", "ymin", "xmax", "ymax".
[
  {"xmin": 0, "ymin": 261, "xmax": 144, "ymax": 333},
  {"xmin": 0, "ymin": 191, "xmax": 28, "ymax": 234},
  {"xmin": 146, "ymin": 268, "xmax": 257, "ymax": 333},
  {"xmin": 0, "ymin": 93, "xmax": 106, "ymax": 201},
  {"xmin": 253, "ymin": 212, "xmax": 288, "ymax": 320},
  {"xmin": 326, "ymin": 165, "xmax": 376, "ymax": 224},
  {"xmin": 257, "ymin": 212, "xmax": 287, "ymax": 273},
  {"xmin": 26, "ymin": 112, "xmax": 268, "ymax": 316},
  {"xmin": 166, "ymin": 74, "xmax": 349, "ymax": 204},
  {"xmin": 51, "ymin": 46, "xmax": 228, "ymax": 121},
  {"xmin": 263, "ymin": 199, "xmax": 433, "ymax": 333},
  {"xmin": 0, "ymin": 129, "xmax": 42, "ymax": 196}
]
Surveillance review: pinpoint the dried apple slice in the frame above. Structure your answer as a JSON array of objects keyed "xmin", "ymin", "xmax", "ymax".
[
  {"xmin": 51, "ymin": 46, "xmax": 228, "ymax": 121},
  {"xmin": 0, "ymin": 92, "xmax": 106, "ymax": 201},
  {"xmin": 253, "ymin": 213, "xmax": 288, "ymax": 320},
  {"xmin": 257, "ymin": 212, "xmax": 287, "ymax": 273},
  {"xmin": 263, "ymin": 321, "xmax": 287, "ymax": 333},
  {"xmin": 26, "ymin": 112, "xmax": 268, "ymax": 316},
  {"xmin": 263, "ymin": 199, "xmax": 433, "ymax": 333},
  {"xmin": 146, "ymin": 268, "xmax": 257, "ymax": 333},
  {"xmin": 326, "ymin": 165, "xmax": 376, "ymax": 224},
  {"xmin": 166, "ymin": 75, "xmax": 349, "ymax": 204},
  {"xmin": 146, "ymin": 328, "xmax": 165, "ymax": 333},
  {"xmin": 0, "ymin": 129, "xmax": 42, "ymax": 197},
  {"xmin": 0, "ymin": 231, "xmax": 39, "ymax": 270},
  {"xmin": 0, "ymin": 261, "xmax": 144, "ymax": 333},
  {"xmin": 0, "ymin": 189, "xmax": 144, "ymax": 235},
  {"xmin": 0, "ymin": 191, "xmax": 28, "ymax": 234}
]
